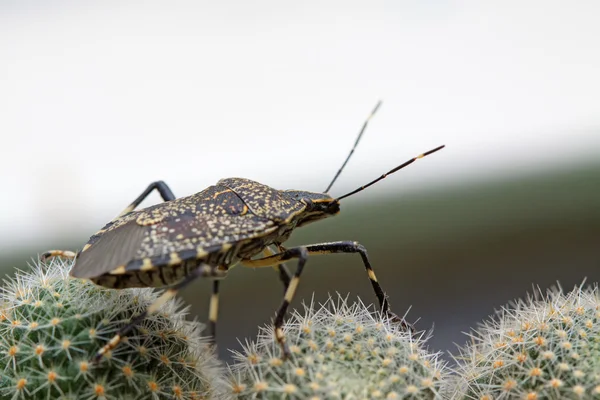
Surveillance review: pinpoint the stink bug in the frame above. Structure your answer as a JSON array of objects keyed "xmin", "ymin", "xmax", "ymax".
[{"xmin": 43, "ymin": 102, "xmax": 444, "ymax": 362}]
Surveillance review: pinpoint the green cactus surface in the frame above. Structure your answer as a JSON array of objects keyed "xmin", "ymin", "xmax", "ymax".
[
  {"xmin": 0, "ymin": 258, "xmax": 226, "ymax": 400},
  {"xmin": 452, "ymin": 283, "xmax": 600, "ymax": 400},
  {"xmin": 228, "ymin": 295, "xmax": 447, "ymax": 399}
]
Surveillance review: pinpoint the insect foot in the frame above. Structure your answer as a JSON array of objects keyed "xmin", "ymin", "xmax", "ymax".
[
  {"xmin": 0, "ymin": 257, "xmax": 229, "ymax": 400},
  {"xmin": 228, "ymin": 294, "xmax": 449, "ymax": 399},
  {"xmin": 451, "ymin": 282, "xmax": 600, "ymax": 400},
  {"xmin": 385, "ymin": 307, "xmax": 416, "ymax": 333}
]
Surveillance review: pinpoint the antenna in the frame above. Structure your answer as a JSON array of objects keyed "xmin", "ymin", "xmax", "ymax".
[
  {"xmin": 324, "ymin": 100, "xmax": 382, "ymax": 193},
  {"xmin": 336, "ymin": 145, "xmax": 445, "ymax": 201}
]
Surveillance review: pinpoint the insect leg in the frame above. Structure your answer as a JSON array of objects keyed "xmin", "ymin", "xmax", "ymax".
[
  {"xmin": 208, "ymin": 280, "xmax": 220, "ymax": 341},
  {"xmin": 276, "ymin": 263, "xmax": 292, "ymax": 292},
  {"xmin": 242, "ymin": 241, "xmax": 413, "ymax": 332},
  {"xmin": 274, "ymin": 247, "xmax": 308, "ymax": 359},
  {"xmin": 117, "ymin": 180, "xmax": 176, "ymax": 217},
  {"xmin": 94, "ymin": 264, "xmax": 227, "ymax": 363},
  {"xmin": 42, "ymin": 182, "xmax": 176, "ymax": 262},
  {"xmin": 265, "ymin": 246, "xmax": 292, "ymax": 292},
  {"xmin": 40, "ymin": 250, "xmax": 77, "ymax": 261},
  {"xmin": 243, "ymin": 247, "xmax": 308, "ymax": 359}
]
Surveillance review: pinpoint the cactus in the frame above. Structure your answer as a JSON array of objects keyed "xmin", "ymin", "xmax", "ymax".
[
  {"xmin": 227, "ymin": 295, "xmax": 448, "ymax": 399},
  {"xmin": 451, "ymin": 283, "xmax": 600, "ymax": 400},
  {"xmin": 0, "ymin": 258, "xmax": 227, "ymax": 400}
]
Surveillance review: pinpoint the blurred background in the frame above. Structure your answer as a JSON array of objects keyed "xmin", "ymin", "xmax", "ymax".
[{"xmin": 1, "ymin": 1, "xmax": 599, "ymax": 362}]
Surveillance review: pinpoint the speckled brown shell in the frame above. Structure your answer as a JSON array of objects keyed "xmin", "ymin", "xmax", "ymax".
[{"xmin": 70, "ymin": 178, "xmax": 306, "ymax": 285}]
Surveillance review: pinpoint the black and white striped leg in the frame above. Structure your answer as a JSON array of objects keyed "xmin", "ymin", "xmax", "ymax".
[
  {"xmin": 94, "ymin": 264, "xmax": 227, "ymax": 363},
  {"xmin": 242, "ymin": 241, "xmax": 413, "ymax": 332},
  {"xmin": 302, "ymin": 241, "xmax": 412, "ymax": 331},
  {"xmin": 276, "ymin": 263, "xmax": 292, "ymax": 293},
  {"xmin": 42, "ymin": 181, "xmax": 176, "ymax": 262},
  {"xmin": 40, "ymin": 250, "xmax": 77, "ymax": 261},
  {"xmin": 273, "ymin": 247, "xmax": 308, "ymax": 359},
  {"xmin": 208, "ymin": 280, "xmax": 220, "ymax": 342},
  {"xmin": 117, "ymin": 180, "xmax": 176, "ymax": 217},
  {"xmin": 84, "ymin": 181, "xmax": 176, "ymax": 254},
  {"xmin": 264, "ymin": 246, "xmax": 293, "ymax": 293},
  {"xmin": 242, "ymin": 247, "xmax": 308, "ymax": 359}
]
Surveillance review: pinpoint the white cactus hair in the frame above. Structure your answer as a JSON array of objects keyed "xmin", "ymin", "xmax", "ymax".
[
  {"xmin": 450, "ymin": 281, "xmax": 600, "ymax": 400},
  {"xmin": 5, "ymin": 255, "xmax": 598, "ymax": 399},
  {"xmin": 0, "ymin": 257, "xmax": 228, "ymax": 400},
  {"xmin": 228, "ymin": 293, "xmax": 448, "ymax": 399}
]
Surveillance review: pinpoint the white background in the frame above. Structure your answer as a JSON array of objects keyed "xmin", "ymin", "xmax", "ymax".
[{"xmin": 1, "ymin": 0, "xmax": 599, "ymax": 251}]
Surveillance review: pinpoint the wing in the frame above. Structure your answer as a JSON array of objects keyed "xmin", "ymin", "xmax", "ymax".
[{"xmin": 71, "ymin": 211, "xmax": 276, "ymax": 279}]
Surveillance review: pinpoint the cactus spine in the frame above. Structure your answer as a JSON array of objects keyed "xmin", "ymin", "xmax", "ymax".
[
  {"xmin": 228, "ymin": 295, "xmax": 447, "ymax": 399},
  {"xmin": 0, "ymin": 258, "xmax": 226, "ymax": 400}
]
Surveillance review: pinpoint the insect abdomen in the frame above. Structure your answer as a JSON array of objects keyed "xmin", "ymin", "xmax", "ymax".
[
  {"xmin": 91, "ymin": 242, "xmax": 247, "ymax": 289},
  {"xmin": 91, "ymin": 258, "xmax": 196, "ymax": 289}
]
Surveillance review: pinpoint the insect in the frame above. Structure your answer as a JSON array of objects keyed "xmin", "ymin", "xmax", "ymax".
[{"xmin": 42, "ymin": 101, "xmax": 444, "ymax": 362}]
